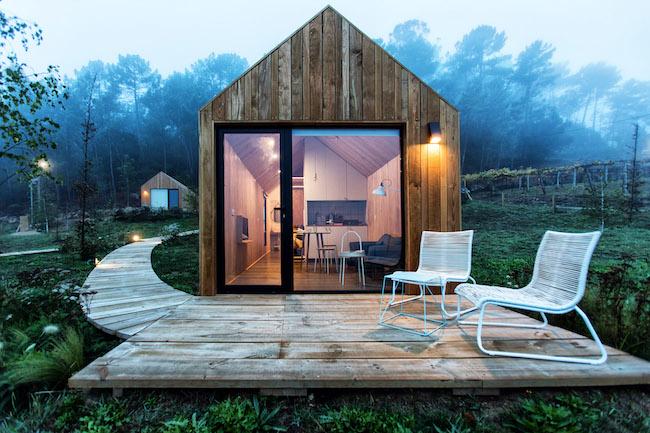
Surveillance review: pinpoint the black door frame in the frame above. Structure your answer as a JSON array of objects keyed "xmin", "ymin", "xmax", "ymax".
[
  {"xmin": 215, "ymin": 123, "xmax": 407, "ymax": 294},
  {"xmin": 216, "ymin": 127, "xmax": 293, "ymax": 294}
]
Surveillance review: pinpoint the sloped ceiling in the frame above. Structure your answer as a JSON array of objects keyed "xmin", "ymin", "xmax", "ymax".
[
  {"xmin": 226, "ymin": 133, "xmax": 399, "ymax": 191},
  {"xmin": 225, "ymin": 134, "xmax": 281, "ymax": 193},
  {"xmin": 312, "ymin": 136, "xmax": 399, "ymax": 177}
]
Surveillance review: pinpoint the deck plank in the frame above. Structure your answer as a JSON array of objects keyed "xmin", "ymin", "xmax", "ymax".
[
  {"xmin": 71, "ymin": 236, "xmax": 650, "ymax": 390},
  {"xmin": 80, "ymin": 237, "xmax": 192, "ymax": 337},
  {"xmin": 71, "ymin": 293, "xmax": 650, "ymax": 390}
]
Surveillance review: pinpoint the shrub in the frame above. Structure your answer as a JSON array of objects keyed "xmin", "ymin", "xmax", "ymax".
[
  {"xmin": 7, "ymin": 328, "xmax": 84, "ymax": 387},
  {"xmin": 204, "ymin": 396, "xmax": 285, "ymax": 433},
  {"xmin": 161, "ymin": 223, "xmax": 182, "ymax": 243},
  {"xmin": 113, "ymin": 207, "xmax": 184, "ymax": 223},
  {"xmin": 160, "ymin": 413, "xmax": 208, "ymax": 433},
  {"xmin": 77, "ymin": 400, "xmax": 128, "ymax": 433},
  {"xmin": 61, "ymin": 219, "xmax": 107, "ymax": 260},
  {"xmin": 506, "ymin": 394, "xmax": 601, "ymax": 433},
  {"xmin": 54, "ymin": 392, "xmax": 88, "ymax": 432},
  {"xmin": 0, "ymin": 393, "xmax": 62, "ymax": 433},
  {"xmin": 317, "ymin": 406, "xmax": 414, "ymax": 433}
]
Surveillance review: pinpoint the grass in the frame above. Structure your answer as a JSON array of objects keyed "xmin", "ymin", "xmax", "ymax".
[
  {"xmin": 2, "ymin": 389, "xmax": 649, "ymax": 433},
  {"xmin": 0, "ymin": 232, "xmax": 60, "ymax": 254},
  {"xmin": 464, "ymin": 200, "xmax": 650, "ymax": 359},
  {"xmin": 152, "ymin": 233, "xmax": 199, "ymax": 295},
  {"xmin": 0, "ymin": 207, "xmax": 648, "ymax": 431},
  {"xmin": 0, "ymin": 214, "xmax": 197, "ymax": 414}
]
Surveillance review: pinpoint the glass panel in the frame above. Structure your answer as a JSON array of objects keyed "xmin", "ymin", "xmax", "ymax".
[
  {"xmin": 292, "ymin": 130, "xmax": 402, "ymax": 291},
  {"xmin": 150, "ymin": 189, "xmax": 168, "ymax": 209},
  {"xmin": 224, "ymin": 133, "xmax": 281, "ymax": 286},
  {"xmin": 168, "ymin": 189, "xmax": 179, "ymax": 208}
]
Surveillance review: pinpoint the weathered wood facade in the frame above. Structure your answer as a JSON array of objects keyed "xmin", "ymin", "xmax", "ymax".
[{"xmin": 198, "ymin": 6, "xmax": 461, "ymax": 295}]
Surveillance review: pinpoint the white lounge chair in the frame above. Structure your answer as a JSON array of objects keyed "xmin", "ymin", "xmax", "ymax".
[
  {"xmin": 379, "ymin": 230, "xmax": 476, "ymax": 336},
  {"xmin": 455, "ymin": 230, "xmax": 607, "ymax": 365}
]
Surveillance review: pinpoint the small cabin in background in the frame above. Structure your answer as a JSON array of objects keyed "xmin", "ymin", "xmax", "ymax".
[{"xmin": 140, "ymin": 171, "xmax": 190, "ymax": 210}]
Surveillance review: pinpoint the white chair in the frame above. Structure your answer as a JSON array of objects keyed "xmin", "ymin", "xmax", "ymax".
[
  {"xmin": 379, "ymin": 230, "xmax": 475, "ymax": 336},
  {"xmin": 455, "ymin": 230, "xmax": 607, "ymax": 365},
  {"xmin": 339, "ymin": 231, "xmax": 365, "ymax": 287}
]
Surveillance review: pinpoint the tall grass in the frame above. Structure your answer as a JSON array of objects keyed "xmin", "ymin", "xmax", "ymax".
[{"xmin": 6, "ymin": 328, "xmax": 84, "ymax": 387}]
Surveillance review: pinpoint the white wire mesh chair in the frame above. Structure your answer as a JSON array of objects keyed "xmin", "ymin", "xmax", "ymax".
[
  {"xmin": 378, "ymin": 230, "xmax": 476, "ymax": 336},
  {"xmin": 455, "ymin": 230, "xmax": 607, "ymax": 365},
  {"xmin": 339, "ymin": 230, "xmax": 366, "ymax": 287}
]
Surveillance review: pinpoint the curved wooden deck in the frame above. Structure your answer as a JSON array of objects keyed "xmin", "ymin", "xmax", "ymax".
[
  {"xmin": 81, "ymin": 237, "xmax": 192, "ymax": 339},
  {"xmin": 72, "ymin": 237, "xmax": 650, "ymax": 392}
]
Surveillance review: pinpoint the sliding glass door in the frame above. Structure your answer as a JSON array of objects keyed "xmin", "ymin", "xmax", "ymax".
[
  {"xmin": 217, "ymin": 126, "xmax": 403, "ymax": 293},
  {"xmin": 217, "ymin": 129, "xmax": 292, "ymax": 292}
]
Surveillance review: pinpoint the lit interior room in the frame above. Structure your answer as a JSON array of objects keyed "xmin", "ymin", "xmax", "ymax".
[{"xmin": 222, "ymin": 129, "xmax": 403, "ymax": 291}]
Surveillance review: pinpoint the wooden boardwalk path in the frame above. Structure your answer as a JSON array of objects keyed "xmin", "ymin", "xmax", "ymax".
[
  {"xmin": 0, "ymin": 247, "xmax": 59, "ymax": 257},
  {"xmin": 81, "ymin": 237, "xmax": 191, "ymax": 339},
  {"xmin": 72, "ymin": 237, "xmax": 650, "ymax": 392}
]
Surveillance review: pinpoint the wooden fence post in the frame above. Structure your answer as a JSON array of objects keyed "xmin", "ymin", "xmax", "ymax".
[
  {"xmin": 552, "ymin": 193, "xmax": 556, "ymax": 213},
  {"xmin": 572, "ymin": 167, "xmax": 577, "ymax": 188},
  {"xmin": 526, "ymin": 175, "xmax": 530, "ymax": 191},
  {"xmin": 556, "ymin": 171, "xmax": 561, "ymax": 188},
  {"xmin": 501, "ymin": 192, "xmax": 505, "ymax": 207},
  {"xmin": 623, "ymin": 162, "xmax": 629, "ymax": 194}
]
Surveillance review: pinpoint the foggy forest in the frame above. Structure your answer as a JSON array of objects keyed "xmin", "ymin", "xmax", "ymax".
[{"xmin": 1, "ymin": 16, "xmax": 648, "ymax": 213}]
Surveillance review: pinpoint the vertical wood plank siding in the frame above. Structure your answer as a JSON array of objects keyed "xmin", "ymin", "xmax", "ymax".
[{"xmin": 198, "ymin": 8, "xmax": 461, "ymax": 294}]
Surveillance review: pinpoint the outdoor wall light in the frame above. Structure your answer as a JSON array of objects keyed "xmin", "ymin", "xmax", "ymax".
[
  {"xmin": 428, "ymin": 122, "xmax": 442, "ymax": 144},
  {"xmin": 131, "ymin": 234, "xmax": 141, "ymax": 242}
]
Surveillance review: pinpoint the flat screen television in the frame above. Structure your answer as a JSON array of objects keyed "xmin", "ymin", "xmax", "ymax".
[{"xmin": 236, "ymin": 215, "xmax": 249, "ymax": 242}]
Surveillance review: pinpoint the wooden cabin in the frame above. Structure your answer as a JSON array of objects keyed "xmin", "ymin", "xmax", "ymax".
[
  {"xmin": 198, "ymin": 6, "xmax": 460, "ymax": 295},
  {"xmin": 140, "ymin": 171, "xmax": 191, "ymax": 210}
]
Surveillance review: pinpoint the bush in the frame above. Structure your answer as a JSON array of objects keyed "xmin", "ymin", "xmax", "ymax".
[
  {"xmin": 577, "ymin": 256, "xmax": 650, "ymax": 358},
  {"xmin": 6, "ymin": 328, "xmax": 84, "ymax": 387},
  {"xmin": 61, "ymin": 219, "xmax": 107, "ymax": 260},
  {"xmin": 317, "ymin": 406, "xmax": 414, "ymax": 433},
  {"xmin": 160, "ymin": 413, "xmax": 208, "ymax": 433},
  {"xmin": 77, "ymin": 400, "xmax": 129, "ymax": 433},
  {"xmin": 506, "ymin": 394, "xmax": 601, "ymax": 433},
  {"xmin": 204, "ymin": 396, "xmax": 285, "ymax": 433},
  {"xmin": 161, "ymin": 223, "xmax": 182, "ymax": 243},
  {"xmin": 113, "ymin": 207, "xmax": 184, "ymax": 223}
]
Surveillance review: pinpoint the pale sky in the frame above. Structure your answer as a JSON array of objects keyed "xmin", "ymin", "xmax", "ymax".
[{"xmin": 3, "ymin": 0, "xmax": 649, "ymax": 80}]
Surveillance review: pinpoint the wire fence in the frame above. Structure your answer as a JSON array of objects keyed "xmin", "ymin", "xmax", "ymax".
[{"xmin": 463, "ymin": 160, "xmax": 650, "ymax": 210}]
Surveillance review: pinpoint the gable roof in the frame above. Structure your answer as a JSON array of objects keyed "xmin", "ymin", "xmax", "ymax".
[
  {"xmin": 142, "ymin": 171, "xmax": 189, "ymax": 190},
  {"xmin": 200, "ymin": 5, "xmax": 456, "ymax": 116}
]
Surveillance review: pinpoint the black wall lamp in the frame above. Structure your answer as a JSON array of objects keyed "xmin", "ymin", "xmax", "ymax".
[{"xmin": 428, "ymin": 122, "xmax": 442, "ymax": 144}]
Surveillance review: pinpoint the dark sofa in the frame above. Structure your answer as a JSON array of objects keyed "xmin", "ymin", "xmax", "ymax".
[{"xmin": 349, "ymin": 234, "xmax": 402, "ymax": 267}]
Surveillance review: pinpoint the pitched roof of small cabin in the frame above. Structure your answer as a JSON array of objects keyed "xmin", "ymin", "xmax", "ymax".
[
  {"xmin": 141, "ymin": 171, "xmax": 189, "ymax": 190},
  {"xmin": 200, "ymin": 5, "xmax": 457, "ymax": 116}
]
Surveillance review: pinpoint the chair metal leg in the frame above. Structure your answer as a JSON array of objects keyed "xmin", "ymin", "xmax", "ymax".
[
  {"xmin": 474, "ymin": 302, "xmax": 607, "ymax": 365},
  {"xmin": 456, "ymin": 294, "xmax": 548, "ymax": 328},
  {"xmin": 378, "ymin": 279, "xmax": 445, "ymax": 336}
]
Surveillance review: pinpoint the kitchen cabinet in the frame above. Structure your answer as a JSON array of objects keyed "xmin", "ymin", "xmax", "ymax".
[
  {"xmin": 304, "ymin": 138, "xmax": 368, "ymax": 202},
  {"xmin": 345, "ymin": 163, "xmax": 366, "ymax": 200}
]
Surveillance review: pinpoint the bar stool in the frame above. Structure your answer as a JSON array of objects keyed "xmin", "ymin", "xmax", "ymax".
[
  {"xmin": 339, "ymin": 230, "xmax": 366, "ymax": 287},
  {"xmin": 315, "ymin": 245, "xmax": 337, "ymax": 274},
  {"xmin": 313, "ymin": 228, "xmax": 338, "ymax": 273}
]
